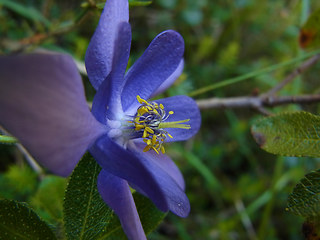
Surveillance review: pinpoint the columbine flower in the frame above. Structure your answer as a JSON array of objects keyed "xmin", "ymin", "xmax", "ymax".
[{"xmin": 0, "ymin": 0, "xmax": 200, "ymax": 239}]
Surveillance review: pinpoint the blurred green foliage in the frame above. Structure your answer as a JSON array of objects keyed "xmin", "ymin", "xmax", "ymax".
[{"xmin": 1, "ymin": 0, "xmax": 320, "ymax": 239}]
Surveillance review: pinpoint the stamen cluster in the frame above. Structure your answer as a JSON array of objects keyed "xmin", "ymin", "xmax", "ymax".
[{"xmin": 130, "ymin": 95, "xmax": 174, "ymax": 154}]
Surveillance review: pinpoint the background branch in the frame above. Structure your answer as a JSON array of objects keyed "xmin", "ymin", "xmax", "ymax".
[
  {"xmin": 196, "ymin": 53, "xmax": 320, "ymax": 114},
  {"xmin": 197, "ymin": 94, "xmax": 320, "ymax": 111},
  {"xmin": 264, "ymin": 54, "xmax": 320, "ymax": 97}
]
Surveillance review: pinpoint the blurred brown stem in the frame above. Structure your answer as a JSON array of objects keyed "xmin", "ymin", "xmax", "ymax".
[
  {"xmin": 264, "ymin": 53, "xmax": 320, "ymax": 97},
  {"xmin": 197, "ymin": 94, "xmax": 320, "ymax": 113},
  {"xmin": 1, "ymin": 5, "xmax": 92, "ymax": 53},
  {"xmin": 197, "ymin": 53, "xmax": 320, "ymax": 114}
]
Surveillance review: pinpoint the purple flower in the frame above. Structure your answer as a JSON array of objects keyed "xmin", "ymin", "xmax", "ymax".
[{"xmin": 0, "ymin": 0, "xmax": 200, "ymax": 239}]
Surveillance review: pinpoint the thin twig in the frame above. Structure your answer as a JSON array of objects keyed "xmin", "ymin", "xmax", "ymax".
[
  {"xmin": 188, "ymin": 50, "xmax": 320, "ymax": 97},
  {"xmin": 1, "ymin": 6, "xmax": 92, "ymax": 53},
  {"xmin": 196, "ymin": 53, "xmax": 320, "ymax": 113},
  {"xmin": 235, "ymin": 198, "xmax": 257, "ymax": 240},
  {"xmin": 0, "ymin": 126, "xmax": 44, "ymax": 177},
  {"xmin": 264, "ymin": 54, "xmax": 320, "ymax": 97},
  {"xmin": 16, "ymin": 144, "xmax": 45, "ymax": 178},
  {"xmin": 196, "ymin": 94, "xmax": 320, "ymax": 110}
]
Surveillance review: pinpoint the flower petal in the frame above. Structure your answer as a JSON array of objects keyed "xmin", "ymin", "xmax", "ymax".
[
  {"xmin": 0, "ymin": 53, "xmax": 106, "ymax": 177},
  {"xmin": 155, "ymin": 95, "xmax": 201, "ymax": 142},
  {"xmin": 133, "ymin": 142, "xmax": 185, "ymax": 190},
  {"xmin": 150, "ymin": 59, "xmax": 184, "ymax": 98},
  {"xmin": 92, "ymin": 22, "xmax": 131, "ymax": 122},
  {"xmin": 129, "ymin": 145, "xmax": 190, "ymax": 217},
  {"xmin": 85, "ymin": 0, "xmax": 129, "ymax": 90},
  {"xmin": 97, "ymin": 170, "xmax": 146, "ymax": 240},
  {"xmin": 121, "ymin": 30, "xmax": 185, "ymax": 111},
  {"xmin": 90, "ymin": 135, "xmax": 190, "ymax": 217},
  {"xmin": 146, "ymin": 151, "xmax": 185, "ymax": 191}
]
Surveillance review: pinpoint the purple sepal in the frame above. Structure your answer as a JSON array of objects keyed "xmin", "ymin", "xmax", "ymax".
[{"xmin": 97, "ymin": 170, "xmax": 147, "ymax": 240}]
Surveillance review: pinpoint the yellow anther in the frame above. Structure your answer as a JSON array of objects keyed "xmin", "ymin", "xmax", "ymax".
[
  {"xmin": 143, "ymin": 129, "xmax": 149, "ymax": 138},
  {"xmin": 168, "ymin": 133, "xmax": 173, "ymax": 138},
  {"xmin": 137, "ymin": 95, "xmax": 149, "ymax": 105},
  {"xmin": 134, "ymin": 116, "xmax": 140, "ymax": 122},
  {"xmin": 152, "ymin": 135, "xmax": 157, "ymax": 145},
  {"xmin": 152, "ymin": 147, "xmax": 159, "ymax": 154},
  {"xmin": 135, "ymin": 124, "xmax": 144, "ymax": 131},
  {"xmin": 169, "ymin": 111, "xmax": 174, "ymax": 114},
  {"xmin": 145, "ymin": 127, "xmax": 154, "ymax": 134},
  {"xmin": 143, "ymin": 145, "xmax": 152, "ymax": 152},
  {"xmin": 161, "ymin": 146, "xmax": 165, "ymax": 154},
  {"xmin": 160, "ymin": 104, "xmax": 164, "ymax": 109},
  {"xmin": 137, "ymin": 106, "xmax": 149, "ymax": 115}
]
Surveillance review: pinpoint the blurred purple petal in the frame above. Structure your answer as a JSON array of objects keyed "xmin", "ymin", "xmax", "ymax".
[
  {"xmin": 97, "ymin": 170, "xmax": 146, "ymax": 240},
  {"xmin": 85, "ymin": 0, "xmax": 129, "ymax": 90},
  {"xmin": 155, "ymin": 96, "xmax": 201, "ymax": 142},
  {"xmin": 151, "ymin": 59, "xmax": 184, "ymax": 98},
  {"xmin": 121, "ymin": 30, "xmax": 184, "ymax": 111},
  {"xmin": 92, "ymin": 22, "xmax": 131, "ymax": 122},
  {"xmin": 0, "ymin": 53, "xmax": 106, "ymax": 176},
  {"xmin": 90, "ymin": 135, "xmax": 190, "ymax": 217}
]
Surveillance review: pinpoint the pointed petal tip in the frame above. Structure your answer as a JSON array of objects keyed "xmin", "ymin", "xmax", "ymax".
[{"xmin": 171, "ymin": 199, "xmax": 190, "ymax": 218}]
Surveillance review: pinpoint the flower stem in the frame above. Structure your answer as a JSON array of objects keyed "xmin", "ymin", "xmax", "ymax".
[
  {"xmin": 188, "ymin": 49, "xmax": 320, "ymax": 97},
  {"xmin": 0, "ymin": 135, "xmax": 17, "ymax": 144}
]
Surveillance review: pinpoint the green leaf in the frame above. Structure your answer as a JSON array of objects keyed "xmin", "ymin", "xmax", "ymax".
[
  {"xmin": 0, "ymin": 135, "xmax": 17, "ymax": 144},
  {"xmin": 96, "ymin": 0, "xmax": 152, "ymax": 9},
  {"xmin": 31, "ymin": 176, "xmax": 66, "ymax": 225},
  {"xmin": 287, "ymin": 169, "xmax": 320, "ymax": 218},
  {"xmin": 128, "ymin": 0, "xmax": 152, "ymax": 7},
  {"xmin": 64, "ymin": 153, "xmax": 110, "ymax": 240},
  {"xmin": 183, "ymin": 151, "xmax": 222, "ymax": 191},
  {"xmin": 0, "ymin": 199, "xmax": 56, "ymax": 239},
  {"xmin": 64, "ymin": 153, "xmax": 166, "ymax": 240},
  {"xmin": 0, "ymin": 165, "xmax": 38, "ymax": 200},
  {"xmin": 251, "ymin": 111, "xmax": 320, "ymax": 157},
  {"xmin": 299, "ymin": 8, "xmax": 320, "ymax": 49},
  {"xmin": 0, "ymin": 0, "xmax": 51, "ymax": 27}
]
